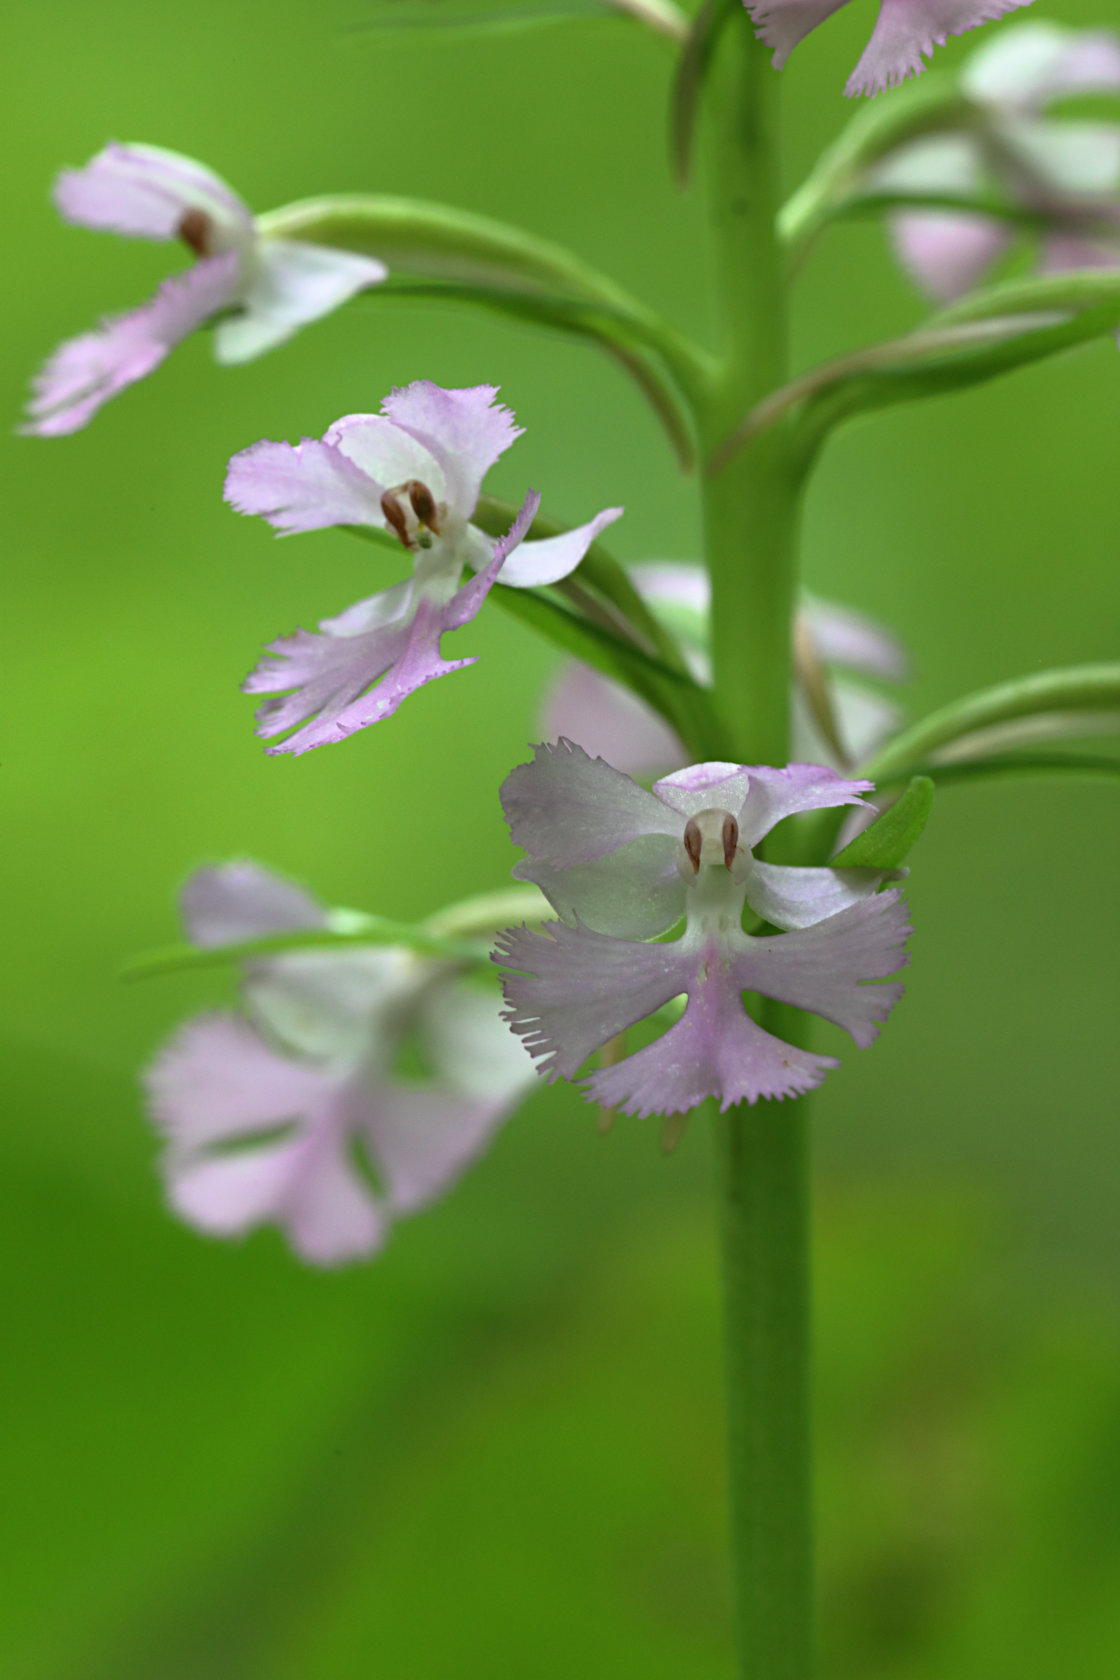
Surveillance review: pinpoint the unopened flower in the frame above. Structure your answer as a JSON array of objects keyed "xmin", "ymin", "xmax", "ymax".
[
  {"xmin": 544, "ymin": 562, "xmax": 907, "ymax": 778},
  {"xmin": 744, "ymin": 0, "xmax": 1032, "ymax": 99},
  {"xmin": 226, "ymin": 381, "xmax": 623, "ymax": 752},
  {"xmin": 496, "ymin": 747, "xmax": 910, "ymax": 1116},
  {"xmin": 24, "ymin": 143, "xmax": 386, "ymax": 435},
  {"xmin": 145, "ymin": 862, "xmax": 531, "ymax": 1266},
  {"xmin": 874, "ymin": 24, "xmax": 1120, "ymax": 301}
]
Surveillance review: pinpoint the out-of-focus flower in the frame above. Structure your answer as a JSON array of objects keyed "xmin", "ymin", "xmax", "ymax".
[
  {"xmin": 543, "ymin": 562, "xmax": 907, "ymax": 778},
  {"xmin": 145, "ymin": 862, "xmax": 531, "ymax": 1266},
  {"xmin": 226, "ymin": 381, "xmax": 623, "ymax": 753},
  {"xmin": 496, "ymin": 747, "xmax": 910, "ymax": 1116},
  {"xmin": 872, "ymin": 23, "xmax": 1120, "ymax": 301},
  {"xmin": 744, "ymin": 0, "xmax": 1032, "ymax": 99},
  {"xmin": 25, "ymin": 143, "xmax": 387, "ymax": 435}
]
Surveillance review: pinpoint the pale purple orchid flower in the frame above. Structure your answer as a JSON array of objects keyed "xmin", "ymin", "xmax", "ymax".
[
  {"xmin": 874, "ymin": 24, "xmax": 1120, "ymax": 301},
  {"xmin": 144, "ymin": 862, "xmax": 532, "ymax": 1267},
  {"xmin": 544, "ymin": 563, "xmax": 907, "ymax": 779},
  {"xmin": 496, "ymin": 746, "xmax": 910, "ymax": 1116},
  {"xmin": 24, "ymin": 143, "xmax": 387, "ymax": 436},
  {"xmin": 226, "ymin": 380, "xmax": 623, "ymax": 753},
  {"xmin": 744, "ymin": 0, "xmax": 1032, "ymax": 98}
]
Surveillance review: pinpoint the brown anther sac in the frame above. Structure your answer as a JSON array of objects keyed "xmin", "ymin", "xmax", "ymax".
[
  {"xmin": 406, "ymin": 479, "xmax": 440, "ymax": 532},
  {"xmin": 380, "ymin": 491, "xmax": 411, "ymax": 548},
  {"xmin": 683, "ymin": 819, "xmax": 702, "ymax": 873},
  {"xmin": 177, "ymin": 208, "xmax": 213, "ymax": 257},
  {"xmin": 721, "ymin": 814, "xmax": 740, "ymax": 871}
]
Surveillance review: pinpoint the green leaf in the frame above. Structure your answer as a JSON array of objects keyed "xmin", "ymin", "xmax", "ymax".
[
  {"xmin": 122, "ymin": 919, "xmax": 489, "ymax": 982},
  {"xmin": 472, "ymin": 494, "xmax": 691, "ymax": 672},
  {"xmin": 256, "ymin": 196, "xmax": 713, "ymax": 420},
  {"xmin": 348, "ymin": 0, "xmax": 687, "ymax": 38},
  {"xmin": 349, "ymin": 0, "xmax": 615, "ymax": 37},
  {"xmin": 864, "ymin": 665, "xmax": 1120, "ymax": 782},
  {"xmin": 671, "ymin": 0, "xmax": 736, "ymax": 187},
  {"xmin": 714, "ymin": 269, "xmax": 1120, "ymax": 472},
  {"xmin": 373, "ymin": 279, "xmax": 697, "ymax": 468},
  {"xmin": 832, "ymin": 776, "xmax": 934, "ymax": 869},
  {"xmin": 333, "ymin": 512, "xmax": 726, "ymax": 757},
  {"xmin": 778, "ymin": 73, "xmax": 973, "ymax": 257},
  {"xmin": 486, "ymin": 582, "xmax": 730, "ymax": 758},
  {"xmin": 876, "ymin": 751, "xmax": 1120, "ymax": 789}
]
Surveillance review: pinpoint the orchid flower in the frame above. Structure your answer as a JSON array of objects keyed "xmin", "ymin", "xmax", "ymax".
[
  {"xmin": 144, "ymin": 862, "xmax": 532, "ymax": 1266},
  {"xmin": 496, "ymin": 747, "xmax": 910, "ymax": 1117},
  {"xmin": 24, "ymin": 143, "xmax": 387, "ymax": 436},
  {"xmin": 225, "ymin": 380, "xmax": 623, "ymax": 753},
  {"xmin": 744, "ymin": 0, "xmax": 1032, "ymax": 98},
  {"xmin": 543, "ymin": 563, "xmax": 907, "ymax": 778},
  {"xmin": 872, "ymin": 23, "xmax": 1120, "ymax": 301}
]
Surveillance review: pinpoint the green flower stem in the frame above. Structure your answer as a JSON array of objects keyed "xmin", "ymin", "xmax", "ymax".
[
  {"xmin": 714, "ymin": 1058, "xmax": 813, "ymax": 1680},
  {"xmin": 700, "ymin": 14, "xmax": 798, "ymax": 769},
  {"xmin": 698, "ymin": 16, "xmax": 814, "ymax": 1679}
]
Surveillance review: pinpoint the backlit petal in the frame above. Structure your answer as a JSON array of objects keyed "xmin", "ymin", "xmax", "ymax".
[
  {"xmin": 501, "ymin": 738, "xmax": 680, "ymax": 869},
  {"xmin": 962, "ymin": 21, "xmax": 1120, "ymax": 109},
  {"xmin": 181, "ymin": 861, "xmax": 325, "ymax": 947},
  {"xmin": 737, "ymin": 763, "xmax": 873, "ymax": 848},
  {"xmin": 145, "ymin": 1012, "xmax": 334, "ymax": 1151},
  {"xmin": 890, "ymin": 211, "xmax": 1011, "ymax": 302},
  {"xmin": 326, "ymin": 413, "xmax": 447, "ymax": 505},
  {"xmin": 366, "ymin": 1085, "xmax": 514, "ymax": 1214},
  {"xmin": 513, "ymin": 833, "xmax": 684, "ymax": 939},
  {"xmin": 381, "ymin": 380, "xmax": 522, "ymax": 516},
  {"xmin": 801, "ymin": 597, "xmax": 909, "ymax": 682},
  {"xmin": 496, "ymin": 506, "xmax": 624, "ymax": 588},
  {"xmin": 745, "ymin": 860, "xmax": 893, "ymax": 929},
  {"xmin": 215, "ymin": 239, "xmax": 387, "ymax": 364},
  {"xmin": 585, "ymin": 963, "xmax": 837, "ymax": 1116},
  {"xmin": 53, "ymin": 142, "xmax": 250, "ymax": 242},
  {"xmin": 846, "ymin": 0, "xmax": 1034, "ymax": 98},
  {"xmin": 224, "ymin": 436, "xmax": 386, "ymax": 532},
  {"xmin": 496, "ymin": 920, "xmax": 691, "ymax": 1080},
  {"xmin": 734, "ymin": 891, "xmax": 910, "ymax": 1047},
  {"xmin": 23, "ymin": 253, "xmax": 238, "ymax": 436},
  {"xmin": 744, "ymin": 0, "xmax": 852, "ymax": 71},
  {"xmin": 542, "ymin": 662, "xmax": 686, "ymax": 778}
]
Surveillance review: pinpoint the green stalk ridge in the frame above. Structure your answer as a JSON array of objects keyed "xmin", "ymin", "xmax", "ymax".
[
  {"xmin": 700, "ymin": 16, "xmax": 798, "ymax": 770},
  {"xmin": 697, "ymin": 17, "xmax": 815, "ymax": 1680}
]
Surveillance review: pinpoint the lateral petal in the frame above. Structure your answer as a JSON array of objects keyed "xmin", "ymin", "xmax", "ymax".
[
  {"xmin": 23, "ymin": 252, "xmax": 239, "ymax": 436},
  {"xmin": 734, "ymin": 891, "xmax": 911, "ymax": 1048},
  {"xmin": 496, "ymin": 920, "xmax": 691, "ymax": 1080},
  {"xmin": 496, "ymin": 506, "xmax": 624, "ymax": 587},
  {"xmin": 224, "ymin": 435, "xmax": 386, "ymax": 532}
]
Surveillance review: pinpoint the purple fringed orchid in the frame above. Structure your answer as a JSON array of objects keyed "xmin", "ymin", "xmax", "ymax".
[
  {"xmin": 24, "ymin": 143, "xmax": 387, "ymax": 436},
  {"xmin": 225, "ymin": 380, "xmax": 623, "ymax": 753},
  {"xmin": 873, "ymin": 23, "xmax": 1120, "ymax": 301},
  {"xmin": 495, "ymin": 746, "xmax": 910, "ymax": 1117},
  {"xmin": 744, "ymin": 0, "xmax": 1032, "ymax": 98},
  {"xmin": 544, "ymin": 563, "xmax": 907, "ymax": 779},
  {"xmin": 144, "ymin": 862, "xmax": 532, "ymax": 1267}
]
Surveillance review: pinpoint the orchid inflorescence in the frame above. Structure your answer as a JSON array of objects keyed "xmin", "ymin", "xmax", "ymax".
[
  {"xmin": 27, "ymin": 2, "xmax": 1120, "ymax": 1668},
  {"xmin": 25, "ymin": 5, "xmax": 1120, "ymax": 1270}
]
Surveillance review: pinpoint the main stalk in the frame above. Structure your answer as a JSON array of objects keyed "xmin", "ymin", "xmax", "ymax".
[{"xmin": 698, "ymin": 14, "xmax": 814, "ymax": 1679}]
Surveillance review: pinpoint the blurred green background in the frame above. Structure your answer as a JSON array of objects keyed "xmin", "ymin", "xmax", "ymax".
[{"xmin": 3, "ymin": 2, "xmax": 1119, "ymax": 1675}]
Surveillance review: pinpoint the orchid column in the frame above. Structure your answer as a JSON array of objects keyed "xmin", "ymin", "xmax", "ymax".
[{"xmin": 698, "ymin": 14, "xmax": 812, "ymax": 1678}]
